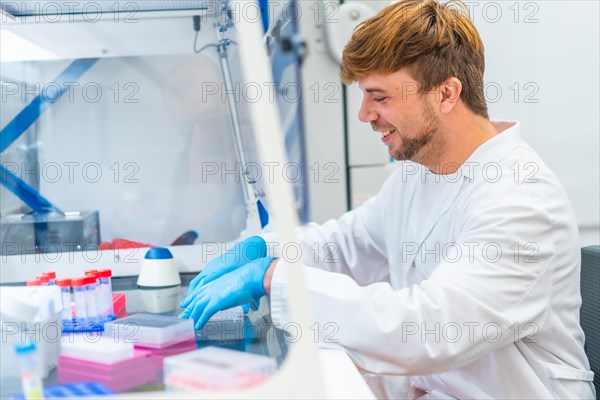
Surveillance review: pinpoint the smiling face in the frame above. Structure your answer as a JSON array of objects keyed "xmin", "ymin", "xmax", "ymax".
[{"xmin": 358, "ymin": 69, "xmax": 444, "ymax": 163}]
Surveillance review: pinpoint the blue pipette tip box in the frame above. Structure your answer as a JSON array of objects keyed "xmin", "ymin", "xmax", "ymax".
[
  {"xmin": 11, "ymin": 382, "xmax": 113, "ymax": 399},
  {"xmin": 104, "ymin": 314, "xmax": 194, "ymax": 348}
]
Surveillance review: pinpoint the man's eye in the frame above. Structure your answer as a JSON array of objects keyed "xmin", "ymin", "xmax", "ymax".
[{"xmin": 373, "ymin": 97, "xmax": 387, "ymax": 103}]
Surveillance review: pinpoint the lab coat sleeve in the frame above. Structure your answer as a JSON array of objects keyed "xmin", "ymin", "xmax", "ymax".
[
  {"xmin": 270, "ymin": 188, "xmax": 556, "ymax": 375},
  {"xmin": 264, "ymin": 177, "xmax": 393, "ymax": 286}
]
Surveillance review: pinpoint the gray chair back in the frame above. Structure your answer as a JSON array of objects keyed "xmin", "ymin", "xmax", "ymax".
[{"xmin": 581, "ymin": 245, "xmax": 599, "ymax": 396}]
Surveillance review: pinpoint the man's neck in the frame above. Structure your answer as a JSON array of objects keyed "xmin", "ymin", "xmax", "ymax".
[{"xmin": 423, "ymin": 115, "xmax": 498, "ymax": 175}]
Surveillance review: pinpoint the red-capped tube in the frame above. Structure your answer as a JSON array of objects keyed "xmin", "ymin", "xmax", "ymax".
[
  {"xmin": 55, "ymin": 278, "xmax": 71, "ymax": 288},
  {"xmin": 71, "ymin": 277, "xmax": 88, "ymax": 319},
  {"xmin": 71, "ymin": 277, "xmax": 86, "ymax": 287},
  {"xmin": 98, "ymin": 269, "xmax": 114, "ymax": 316},
  {"xmin": 98, "ymin": 269, "xmax": 112, "ymax": 278}
]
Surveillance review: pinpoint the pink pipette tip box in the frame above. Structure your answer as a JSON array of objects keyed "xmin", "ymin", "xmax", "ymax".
[
  {"xmin": 58, "ymin": 350, "xmax": 157, "ymax": 392},
  {"xmin": 135, "ymin": 339, "xmax": 197, "ymax": 370}
]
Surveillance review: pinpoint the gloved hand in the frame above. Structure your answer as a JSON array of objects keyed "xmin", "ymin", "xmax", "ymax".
[
  {"xmin": 179, "ymin": 256, "xmax": 276, "ymax": 330},
  {"xmin": 180, "ymin": 236, "xmax": 267, "ymax": 308}
]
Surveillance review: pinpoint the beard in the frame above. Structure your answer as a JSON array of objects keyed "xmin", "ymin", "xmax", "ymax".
[{"xmin": 380, "ymin": 102, "xmax": 441, "ymax": 162}]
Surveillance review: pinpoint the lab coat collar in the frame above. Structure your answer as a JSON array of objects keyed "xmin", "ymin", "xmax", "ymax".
[{"xmin": 458, "ymin": 121, "xmax": 521, "ymax": 180}]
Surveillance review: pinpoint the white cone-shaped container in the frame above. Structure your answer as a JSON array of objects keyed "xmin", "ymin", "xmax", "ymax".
[{"xmin": 137, "ymin": 248, "xmax": 181, "ymax": 287}]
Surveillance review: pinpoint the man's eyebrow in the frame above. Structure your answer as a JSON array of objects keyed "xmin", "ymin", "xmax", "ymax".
[{"xmin": 364, "ymin": 87, "xmax": 388, "ymax": 94}]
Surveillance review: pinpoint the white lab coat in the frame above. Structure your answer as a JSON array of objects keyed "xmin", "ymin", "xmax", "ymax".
[{"xmin": 268, "ymin": 122, "xmax": 595, "ymax": 399}]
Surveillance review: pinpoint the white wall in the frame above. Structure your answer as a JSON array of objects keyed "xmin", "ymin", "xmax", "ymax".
[
  {"xmin": 307, "ymin": 0, "xmax": 600, "ymax": 246},
  {"xmin": 474, "ymin": 0, "xmax": 599, "ymax": 246}
]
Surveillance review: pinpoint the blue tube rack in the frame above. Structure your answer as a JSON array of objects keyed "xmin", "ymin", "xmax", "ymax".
[{"xmin": 62, "ymin": 315, "xmax": 117, "ymax": 333}]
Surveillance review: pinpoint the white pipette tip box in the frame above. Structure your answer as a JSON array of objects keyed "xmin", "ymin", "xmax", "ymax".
[
  {"xmin": 60, "ymin": 335, "xmax": 134, "ymax": 364},
  {"xmin": 104, "ymin": 314, "xmax": 195, "ymax": 349},
  {"xmin": 163, "ymin": 347, "xmax": 276, "ymax": 391}
]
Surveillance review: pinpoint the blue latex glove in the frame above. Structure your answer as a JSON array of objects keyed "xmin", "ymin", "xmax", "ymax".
[
  {"xmin": 179, "ymin": 256, "xmax": 276, "ymax": 329},
  {"xmin": 180, "ymin": 236, "xmax": 266, "ymax": 308}
]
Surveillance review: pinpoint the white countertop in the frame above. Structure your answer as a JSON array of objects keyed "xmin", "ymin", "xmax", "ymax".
[{"xmin": 319, "ymin": 347, "xmax": 376, "ymax": 399}]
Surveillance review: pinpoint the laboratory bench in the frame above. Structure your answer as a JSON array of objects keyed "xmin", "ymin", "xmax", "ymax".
[
  {"xmin": 1, "ymin": 274, "xmax": 375, "ymax": 399},
  {"xmin": 1, "ymin": 273, "xmax": 288, "ymax": 398}
]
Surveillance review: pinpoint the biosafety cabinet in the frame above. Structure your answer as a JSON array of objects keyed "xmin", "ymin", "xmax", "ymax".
[
  {"xmin": 0, "ymin": 1, "xmax": 310, "ymax": 263},
  {"xmin": 0, "ymin": 1, "xmax": 330, "ymax": 397}
]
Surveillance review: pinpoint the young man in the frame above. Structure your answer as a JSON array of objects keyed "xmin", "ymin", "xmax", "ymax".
[{"xmin": 181, "ymin": 1, "xmax": 595, "ymax": 397}]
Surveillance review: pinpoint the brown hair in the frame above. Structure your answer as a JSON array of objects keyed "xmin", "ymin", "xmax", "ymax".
[{"xmin": 340, "ymin": 0, "xmax": 488, "ymax": 118}]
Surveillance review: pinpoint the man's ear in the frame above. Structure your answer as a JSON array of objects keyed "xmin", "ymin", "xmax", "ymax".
[{"xmin": 439, "ymin": 77, "xmax": 462, "ymax": 114}]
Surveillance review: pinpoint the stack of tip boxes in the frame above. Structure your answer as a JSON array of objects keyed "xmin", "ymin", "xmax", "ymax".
[{"xmin": 58, "ymin": 314, "xmax": 195, "ymax": 392}]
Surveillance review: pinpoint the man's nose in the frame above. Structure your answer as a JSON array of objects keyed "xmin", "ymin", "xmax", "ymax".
[{"xmin": 358, "ymin": 98, "xmax": 378, "ymax": 123}]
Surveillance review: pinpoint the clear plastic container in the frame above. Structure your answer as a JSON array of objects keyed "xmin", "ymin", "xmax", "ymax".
[
  {"xmin": 197, "ymin": 306, "xmax": 246, "ymax": 342},
  {"xmin": 1, "ymin": 286, "xmax": 63, "ymax": 381},
  {"xmin": 15, "ymin": 340, "xmax": 44, "ymax": 399},
  {"xmin": 55, "ymin": 279, "xmax": 72, "ymax": 321},
  {"xmin": 211, "ymin": 306, "xmax": 243, "ymax": 322},
  {"xmin": 104, "ymin": 314, "xmax": 194, "ymax": 348}
]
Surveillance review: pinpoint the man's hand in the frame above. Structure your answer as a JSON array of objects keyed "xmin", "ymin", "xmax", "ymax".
[
  {"xmin": 180, "ymin": 236, "xmax": 267, "ymax": 308},
  {"xmin": 179, "ymin": 257, "xmax": 278, "ymax": 330}
]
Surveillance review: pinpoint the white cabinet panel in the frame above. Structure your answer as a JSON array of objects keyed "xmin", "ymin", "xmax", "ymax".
[{"xmin": 349, "ymin": 164, "xmax": 397, "ymax": 209}]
